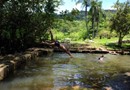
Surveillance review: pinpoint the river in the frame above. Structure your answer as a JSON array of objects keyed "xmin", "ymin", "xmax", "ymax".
[{"xmin": 0, "ymin": 53, "xmax": 130, "ymax": 90}]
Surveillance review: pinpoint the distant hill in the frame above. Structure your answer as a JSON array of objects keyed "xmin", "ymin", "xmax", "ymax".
[
  {"xmin": 56, "ymin": 9, "xmax": 116, "ymax": 20},
  {"xmin": 76, "ymin": 9, "xmax": 116, "ymax": 20},
  {"xmin": 104, "ymin": 9, "xmax": 116, "ymax": 13}
]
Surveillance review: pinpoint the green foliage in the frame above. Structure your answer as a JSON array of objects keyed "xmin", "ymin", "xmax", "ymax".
[
  {"xmin": 53, "ymin": 29, "xmax": 65, "ymax": 40},
  {"xmin": 59, "ymin": 8, "xmax": 80, "ymax": 21},
  {"xmin": 0, "ymin": 0, "xmax": 34, "ymax": 53},
  {"xmin": 110, "ymin": 2, "xmax": 130, "ymax": 47},
  {"xmin": 53, "ymin": 20, "xmax": 87, "ymax": 41},
  {"xmin": 0, "ymin": 0, "xmax": 61, "ymax": 54},
  {"xmin": 88, "ymin": 0, "xmax": 106, "ymax": 39}
]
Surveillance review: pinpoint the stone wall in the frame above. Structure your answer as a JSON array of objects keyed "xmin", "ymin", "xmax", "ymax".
[{"xmin": 0, "ymin": 48, "xmax": 53, "ymax": 81}]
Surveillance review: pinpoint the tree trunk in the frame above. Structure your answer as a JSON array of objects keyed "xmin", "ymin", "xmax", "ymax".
[
  {"xmin": 118, "ymin": 32, "xmax": 123, "ymax": 47},
  {"xmin": 95, "ymin": 21, "xmax": 99, "ymax": 37},
  {"xmin": 85, "ymin": 4, "xmax": 89, "ymax": 39},
  {"xmin": 92, "ymin": 8, "xmax": 95, "ymax": 39}
]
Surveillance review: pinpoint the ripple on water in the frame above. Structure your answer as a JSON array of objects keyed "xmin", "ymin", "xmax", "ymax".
[{"xmin": 1, "ymin": 53, "xmax": 130, "ymax": 90}]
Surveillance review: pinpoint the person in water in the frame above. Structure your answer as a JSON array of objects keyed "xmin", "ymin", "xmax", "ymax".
[
  {"xmin": 98, "ymin": 55, "xmax": 104, "ymax": 63},
  {"xmin": 42, "ymin": 30, "xmax": 73, "ymax": 58}
]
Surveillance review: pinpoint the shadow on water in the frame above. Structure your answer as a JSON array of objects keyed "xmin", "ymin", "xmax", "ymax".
[{"xmin": 0, "ymin": 53, "xmax": 130, "ymax": 90}]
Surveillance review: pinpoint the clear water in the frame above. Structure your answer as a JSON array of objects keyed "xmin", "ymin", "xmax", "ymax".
[{"xmin": 0, "ymin": 53, "xmax": 130, "ymax": 90}]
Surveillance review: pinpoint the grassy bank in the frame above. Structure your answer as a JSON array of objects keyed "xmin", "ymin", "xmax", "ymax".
[{"xmin": 70, "ymin": 37, "xmax": 130, "ymax": 50}]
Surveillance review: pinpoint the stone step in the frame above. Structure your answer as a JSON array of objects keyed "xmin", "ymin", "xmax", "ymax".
[{"xmin": 0, "ymin": 48, "xmax": 53, "ymax": 81}]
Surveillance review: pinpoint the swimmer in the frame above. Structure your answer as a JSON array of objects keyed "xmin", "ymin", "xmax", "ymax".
[{"xmin": 98, "ymin": 55, "xmax": 104, "ymax": 63}]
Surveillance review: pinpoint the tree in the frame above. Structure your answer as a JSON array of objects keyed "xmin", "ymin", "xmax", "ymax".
[
  {"xmin": 59, "ymin": 8, "xmax": 79, "ymax": 21},
  {"xmin": 73, "ymin": 0, "xmax": 91, "ymax": 39},
  {"xmin": 0, "ymin": 0, "xmax": 61, "ymax": 54},
  {"xmin": 110, "ymin": 1, "xmax": 130, "ymax": 47},
  {"xmin": 88, "ymin": 0, "xmax": 105, "ymax": 39}
]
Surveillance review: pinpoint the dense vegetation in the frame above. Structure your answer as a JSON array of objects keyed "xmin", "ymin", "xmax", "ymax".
[
  {"xmin": 0, "ymin": 0, "xmax": 60, "ymax": 54},
  {"xmin": 53, "ymin": 0, "xmax": 130, "ymax": 48},
  {"xmin": 0, "ymin": 0, "xmax": 130, "ymax": 54}
]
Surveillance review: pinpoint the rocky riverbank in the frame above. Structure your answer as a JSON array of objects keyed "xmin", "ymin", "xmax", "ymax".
[
  {"xmin": 0, "ymin": 43, "xmax": 130, "ymax": 81},
  {"xmin": 55, "ymin": 43, "xmax": 130, "ymax": 55},
  {"xmin": 0, "ymin": 48, "xmax": 53, "ymax": 81}
]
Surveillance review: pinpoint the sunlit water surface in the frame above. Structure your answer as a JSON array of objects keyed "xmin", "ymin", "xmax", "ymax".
[{"xmin": 0, "ymin": 53, "xmax": 130, "ymax": 90}]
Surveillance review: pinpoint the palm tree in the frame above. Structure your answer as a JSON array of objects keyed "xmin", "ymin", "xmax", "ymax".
[
  {"xmin": 73, "ymin": 0, "xmax": 91, "ymax": 39},
  {"xmin": 112, "ymin": 0, "xmax": 124, "ymax": 11},
  {"xmin": 88, "ymin": 0, "xmax": 105, "ymax": 39}
]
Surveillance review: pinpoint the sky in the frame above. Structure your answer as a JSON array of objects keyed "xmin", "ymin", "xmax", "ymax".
[{"xmin": 57, "ymin": 0, "xmax": 128, "ymax": 13}]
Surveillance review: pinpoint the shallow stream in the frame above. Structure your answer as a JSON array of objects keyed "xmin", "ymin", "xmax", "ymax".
[{"xmin": 0, "ymin": 53, "xmax": 130, "ymax": 90}]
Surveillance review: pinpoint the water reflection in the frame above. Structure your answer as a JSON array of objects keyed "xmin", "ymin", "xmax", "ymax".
[{"xmin": 0, "ymin": 53, "xmax": 130, "ymax": 90}]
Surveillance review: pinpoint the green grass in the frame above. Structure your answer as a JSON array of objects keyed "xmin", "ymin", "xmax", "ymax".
[
  {"xmin": 70, "ymin": 37, "xmax": 130, "ymax": 50},
  {"xmin": 92, "ymin": 38, "xmax": 118, "ymax": 49}
]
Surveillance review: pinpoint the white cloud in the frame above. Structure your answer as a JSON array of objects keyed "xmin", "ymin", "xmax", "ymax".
[{"xmin": 73, "ymin": 3, "xmax": 82, "ymax": 10}]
